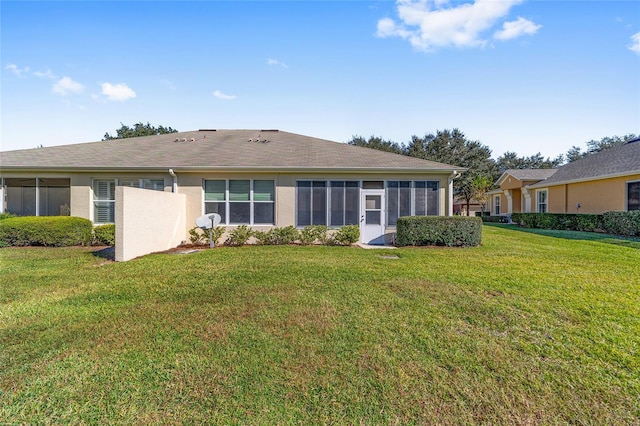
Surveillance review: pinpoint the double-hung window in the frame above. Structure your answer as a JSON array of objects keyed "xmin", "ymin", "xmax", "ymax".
[
  {"xmin": 494, "ymin": 195, "xmax": 501, "ymax": 215},
  {"xmin": 627, "ymin": 181, "xmax": 640, "ymax": 211},
  {"xmin": 204, "ymin": 180, "xmax": 275, "ymax": 225},
  {"xmin": 537, "ymin": 190, "xmax": 548, "ymax": 213}
]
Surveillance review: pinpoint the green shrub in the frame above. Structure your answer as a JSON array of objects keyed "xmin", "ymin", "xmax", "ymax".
[
  {"xmin": 0, "ymin": 212, "xmax": 16, "ymax": 221},
  {"xmin": 0, "ymin": 216, "xmax": 92, "ymax": 247},
  {"xmin": 396, "ymin": 216, "xmax": 482, "ymax": 247},
  {"xmin": 299, "ymin": 225, "xmax": 328, "ymax": 245},
  {"xmin": 254, "ymin": 226, "xmax": 299, "ymax": 245},
  {"xmin": 602, "ymin": 211, "xmax": 640, "ymax": 236},
  {"xmin": 188, "ymin": 226, "xmax": 225, "ymax": 246},
  {"xmin": 515, "ymin": 213, "xmax": 602, "ymax": 232},
  {"xmin": 225, "ymin": 225, "xmax": 254, "ymax": 246},
  {"xmin": 481, "ymin": 215, "xmax": 507, "ymax": 223},
  {"xmin": 92, "ymin": 224, "xmax": 115, "ymax": 246},
  {"xmin": 333, "ymin": 225, "xmax": 360, "ymax": 246}
]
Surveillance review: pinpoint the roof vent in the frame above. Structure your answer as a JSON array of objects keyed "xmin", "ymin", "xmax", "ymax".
[
  {"xmin": 248, "ymin": 138, "xmax": 253, "ymax": 142},
  {"xmin": 174, "ymin": 138, "xmax": 180, "ymax": 142},
  {"xmin": 260, "ymin": 129, "xmax": 279, "ymax": 132},
  {"xmin": 198, "ymin": 129, "xmax": 217, "ymax": 132},
  {"xmin": 182, "ymin": 138, "xmax": 187, "ymax": 142},
  {"xmin": 190, "ymin": 138, "xmax": 195, "ymax": 142}
]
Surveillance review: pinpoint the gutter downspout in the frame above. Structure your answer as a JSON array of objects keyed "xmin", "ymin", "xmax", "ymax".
[
  {"xmin": 448, "ymin": 171, "xmax": 462, "ymax": 216},
  {"xmin": 169, "ymin": 169, "xmax": 177, "ymax": 193}
]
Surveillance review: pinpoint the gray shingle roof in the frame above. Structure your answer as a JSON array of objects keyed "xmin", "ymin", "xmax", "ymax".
[
  {"xmin": 500, "ymin": 168, "xmax": 557, "ymax": 183},
  {"xmin": 1, "ymin": 129, "xmax": 464, "ymax": 172},
  {"xmin": 529, "ymin": 140, "xmax": 640, "ymax": 187}
]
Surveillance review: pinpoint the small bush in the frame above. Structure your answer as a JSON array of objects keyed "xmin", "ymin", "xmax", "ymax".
[
  {"xmin": 225, "ymin": 225, "xmax": 253, "ymax": 246},
  {"xmin": 254, "ymin": 226, "xmax": 299, "ymax": 245},
  {"xmin": 189, "ymin": 226, "xmax": 225, "ymax": 246},
  {"xmin": 481, "ymin": 215, "xmax": 507, "ymax": 223},
  {"xmin": 602, "ymin": 211, "xmax": 640, "ymax": 236},
  {"xmin": 333, "ymin": 225, "xmax": 360, "ymax": 246},
  {"xmin": 396, "ymin": 216, "xmax": 482, "ymax": 247},
  {"xmin": 0, "ymin": 212, "xmax": 16, "ymax": 221},
  {"xmin": 92, "ymin": 224, "xmax": 115, "ymax": 246},
  {"xmin": 0, "ymin": 216, "xmax": 92, "ymax": 247},
  {"xmin": 299, "ymin": 225, "xmax": 328, "ymax": 245}
]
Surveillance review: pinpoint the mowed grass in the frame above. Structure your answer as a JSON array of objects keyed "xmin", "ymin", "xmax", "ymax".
[{"xmin": 1, "ymin": 225, "xmax": 639, "ymax": 424}]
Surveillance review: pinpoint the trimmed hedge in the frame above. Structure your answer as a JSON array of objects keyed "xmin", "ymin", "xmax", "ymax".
[
  {"xmin": 92, "ymin": 224, "xmax": 116, "ymax": 246},
  {"xmin": 602, "ymin": 211, "xmax": 640, "ymax": 236},
  {"xmin": 510, "ymin": 213, "xmax": 602, "ymax": 232},
  {"xmin": 396, "ymin": 216, "xmax": 482, "ymax": 247},
  {"xmin": 481, "ymin": 215, "xmax": 508, "ymax": 223},
  {"xmin": 0, "ymin": 216, "xmax": 93, "ymax": 247}
]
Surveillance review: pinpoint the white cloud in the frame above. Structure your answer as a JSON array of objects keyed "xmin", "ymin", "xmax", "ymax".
[
  {"xmin": 5, "ymin": 64, "xmax": 30, "ymax": 77},
  {"xmin": 628, "ymin": 32, "xmax": 640, "ymax": 55},
  {"xmin": 494, "ymin": 17, "xmax": 541, "ymax": 40},
  {"xmin": 33, "ymin": 69, "xmax": 57, "ymax": 79},
  {"xmin": 213, "ymin": 90, "xmax": 237, "ymax": 100},
  {"xmin": 267, "ymin": 58, "xmax": 288, "ymax": 68},
  {"xmin": 52, "ymin": 76, "xmax": 85, "ymax": 95},
  {"xmin": 377, "ymin": 0, "xmax": 539, "ymax": 51},
  {"xmin": 100, "ymin": 82, "xmax": 136, "ymax": 101}
]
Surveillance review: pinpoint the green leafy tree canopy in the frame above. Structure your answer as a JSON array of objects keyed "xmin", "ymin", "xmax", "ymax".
[{"xmin": 103, "ymin": 122, "xmax": 178, "ymax": 140}]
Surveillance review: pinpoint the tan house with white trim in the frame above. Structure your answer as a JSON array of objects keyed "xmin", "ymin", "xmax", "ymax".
[
  {"xmin": 488, "ymin": 138, "xmax": 640, "ymax": 216},
  {"xmin": 488, "ymin": 169, "xmax": 557, "ymax": 216},
  {"xmin": 1, "ymin": 129, "xmax": 466, "ymax": 258}
]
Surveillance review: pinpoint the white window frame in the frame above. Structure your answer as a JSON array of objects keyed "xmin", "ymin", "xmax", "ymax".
[
  {"xmin": 536, "ymin": 189, "xmax": 548, "ymax": 213},
  {"xmin": 203, "ymin": 179, "xmax": 275, "ymax": 226},
  {"xmin": 494, "ymin": 195, "xmax": 501, "ymax": 215}
]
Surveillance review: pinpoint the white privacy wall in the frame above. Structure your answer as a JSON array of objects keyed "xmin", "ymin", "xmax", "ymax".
[{"xmin": 115, "ymin": 186, "xmax": 187, "ymax": 261}]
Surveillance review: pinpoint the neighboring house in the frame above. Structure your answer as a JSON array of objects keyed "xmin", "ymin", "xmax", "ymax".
[
  {"xmin": 0, "ymin": 129, "xmax": 466, "ymax": 250},
  {"xmin": 488, "ymin": 169, "xmax": 558, "ymax": 216},
  {"xmin": 453, "ymin": 197, "xmax": 487, "ymax": 217},
  {"xmin": 527, "ymin": 138, "xmax": 640, "ymax": 214},
  {"xmin": 488, "ymin": 138, "xmax": 640, "ymax": 216}
]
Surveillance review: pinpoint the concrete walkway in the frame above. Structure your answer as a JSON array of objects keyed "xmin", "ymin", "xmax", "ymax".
[{"xmin": 355, "ymin": 243, "xmax": 397, "ymax": 249}]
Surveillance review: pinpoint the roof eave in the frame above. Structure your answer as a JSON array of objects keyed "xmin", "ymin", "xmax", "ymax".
[{"xmin": 527, "ymin": 169, "xmax": 640, "ymax": 189}]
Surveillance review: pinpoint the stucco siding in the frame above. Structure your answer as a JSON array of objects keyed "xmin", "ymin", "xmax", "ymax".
[{"xmin": 546, "ymin": 174, "xmax": 640, "ymax": 214}]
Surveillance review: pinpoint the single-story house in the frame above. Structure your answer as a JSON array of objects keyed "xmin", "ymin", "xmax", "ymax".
[
  {"xmin": 487, "ymin": 168, "xmax": 558, "ymax": 216},
  {"xmin": 1, "ymin": 129, "xmax": 466, "ymax": 258},
  {"xmin": 488, "ymin": 138, "xmax": 640, "ymax": 216},
  {"xmin": 527, "ymin": 138, "xmax": 640, "ymax": 214}
]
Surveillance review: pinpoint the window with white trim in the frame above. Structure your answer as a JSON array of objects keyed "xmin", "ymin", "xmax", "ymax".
[
  {"xmin": 93, "ymin": 178, "xmax": 164, "ymax": 223},
  {"xmin": 537, "ymin": 190, "xmax": 548, "ymax": 213},
  {"xmin": 494, "ymin": 195, "xmax": 501, "ymax": 215},
  {"xmin": 204, "ymin": 179, "xmax": 275, "ymax": 225},
  {"xmin": 627, "ymin": 181, "xmax": 640, "ymax": 211}
]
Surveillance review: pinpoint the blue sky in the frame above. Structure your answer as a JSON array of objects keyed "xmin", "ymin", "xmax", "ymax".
[{"xmin": 2, "ymin": 0, "xmax": 639, "ymax": 158}]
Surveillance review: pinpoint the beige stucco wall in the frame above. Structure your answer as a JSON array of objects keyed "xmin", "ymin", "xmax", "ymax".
[
  {"xmin": 176, "ymin": 171, "xmax": 451, "ymax": 230},
  {"xmin": 543, "ymin": 174, "xmax": 640, "ymax": 214},
  {"xmin": 115, "ymin": 186, "xmax": 186, "ymax": 262}
]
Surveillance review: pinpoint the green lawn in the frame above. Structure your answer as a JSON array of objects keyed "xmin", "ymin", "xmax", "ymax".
[{"xmin": 1, "ymin": 225, "xmax": 639, "ymax": 424}]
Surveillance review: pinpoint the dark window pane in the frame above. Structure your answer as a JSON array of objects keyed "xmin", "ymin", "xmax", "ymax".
[
  {"xmin": 312, "ymin": 186, "xmax": 326, "ymax": 225},
  {"xmin": 366, "ymin": 211, "xmax": 381, "ymax": 224},
  {"xmin": 387, "ymin": 187, "xmax": 399, "ymax": 226},
  {"xmin": 427, "ymin": 182, "xmax": 439, "ymax": 216},
  {"xmin": 297, "ymin": 184, "xmax": 311, "ymax": 226},
  {"xmin": 363, "ymin": 181, "xmax": 384, "ymax": 189},
  {"xmin": 229, "ymin": 202, "xmax": 250, "ymax": 224},
  {"xmin": 330, "ymin": 186, "xmax": 344, "ymax": 226},
  {"xmin": 399, "ymin": 181, "xmax": 411, "ymax": 188},
  {"xmin": 254, "ymin": 203, "xmax": 274, "ymax": 224},
  {"xmin": 415, "ymin": 187, "xmax": 426, "ymax": 216},
  {"xmin": 415, "ymin": 181, "xmax": 426, "ymax": 189},
  {"xmin": 629, "ymin": 182, "xmax": 640, "ymax": 211},
  {"xmin": 345, "ymin": 181, "xmax": 359, "ymax": 188},
  {"xmin": 399, "ymin": 187, "xmax": 411, "ymax": 217},
  {"xmin": 205, "ymin": 202, "xmax": 226, "ymax": 224},
  {"xmin": 345, "ymin": 186, "xmax": 359, "ymax": 225},
  {"xmin": 330, "ymin": 181, "xmax": 345, "ymax": 188}
]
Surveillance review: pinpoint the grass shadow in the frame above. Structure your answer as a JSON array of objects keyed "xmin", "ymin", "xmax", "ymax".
[
  {"xmin": 484, "ymin": 223, "xmax": 640, "ymax": 249},
  {"xmin": 91, "ymin": 246, "xmax": 115, "ymax": 261}
]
